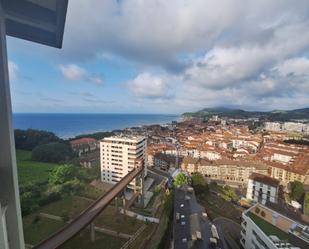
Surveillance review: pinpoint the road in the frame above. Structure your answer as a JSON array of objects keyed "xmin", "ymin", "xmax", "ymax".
[{"xmin": 34, "ymin": 166, "xmax": 144, "ymax": 249}]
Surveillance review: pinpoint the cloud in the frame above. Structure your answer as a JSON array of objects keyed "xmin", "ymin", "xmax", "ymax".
[
  {"xmin": 59, "ymin": 64, "xmax": 86, "ymax": 80},
  {"xmin": 59, "ymin": 64, "xmax": 103, "ymax": 84},
  {"xmin": 58, "ymin": 1, "xmax": 309, "ymax": 70},
  {"xmin": 9, "ymin": 1, "xmax": 309, "ymax": 113},
  {"xmin": 8, "ymin": 61, "xmax": 18, "ymax": 81},
  {"xmin": 127, "ymin": 73, "xmax": 171, "ymax": 99}
]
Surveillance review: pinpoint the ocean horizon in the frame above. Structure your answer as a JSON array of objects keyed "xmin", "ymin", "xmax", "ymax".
[{"xmin": 13, "ymin": 113, "xmax": 180, "ymax": 139}]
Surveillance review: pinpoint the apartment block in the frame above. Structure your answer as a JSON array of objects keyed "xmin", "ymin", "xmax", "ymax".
[
  {"xmin": 182, "ymin": 157, "xmax": 269, "ymax": 186},
  {"xmin": 246, "ymin": 173, "xmax": 279, "ymax": 205},
  {"xmin": 241, "ymin": 203, "xmax": 309, "ymax": 249},
  {"xmin": 100, "ymin": 136, "xmax": 147, "ymax": 189}
]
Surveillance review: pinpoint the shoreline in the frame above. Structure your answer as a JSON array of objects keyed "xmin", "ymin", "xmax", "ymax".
[{"xmin": 13, "ymin": 113, "xmax": 182, "ymax": 140}]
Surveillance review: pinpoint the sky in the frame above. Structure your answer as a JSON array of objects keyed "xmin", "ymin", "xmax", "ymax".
[{"xmin": 7, "ymin": 0, "xmax": 309, "ymax": 114}]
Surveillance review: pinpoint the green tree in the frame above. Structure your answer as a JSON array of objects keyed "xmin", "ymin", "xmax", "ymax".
[
  {"xmin": 174, "ymin": 173, "xmax": 189, "ymax": 187},
  {"xmin": 290, "ymin": 181, "xmax": 305, "ymax": 202},
  {"xmin": 32, "ymin": 142, "xmax": 74, "ymax": 163},
  {"xmin": 14, "ymin": 129, "xmax": 61, "ymax": 150},
  {"xmin": 191, "ymin": 172, "xmax": 208, "ymax": 196},
  {"xmin": 220, "ymin": 186, "xmax": 239, "ymax": 202},
  {"xmin": 49, "ymin": 164, "xmax": 78, "ymax": 185}
]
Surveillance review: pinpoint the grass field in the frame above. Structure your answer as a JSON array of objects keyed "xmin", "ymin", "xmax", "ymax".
[
  {"xmin": 95, "ymin": 205, "xmax": 143, "ymax": 234},
  {"xmin": 23, "ymin": 214, "xmax": 65, "ymax": 245},
  {"xmin": 16, "ymin": 150, "xmax": 59, "ymax": 186},
  {"xmin": 39, "ymin": 196, "xmax": 93, "ymax": 219},
  {"xmin": 78, "ymin": 185, "xmax": 104, "ymax": 200},
  {"xmin": 33, "ymin": 196, "xmax": 143, "ymax": 234}
]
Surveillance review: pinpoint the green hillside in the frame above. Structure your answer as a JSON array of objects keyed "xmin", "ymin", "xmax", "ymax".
[{"xmin": 182, "ymin": 107, "xmax": 309, "ymax": 121}]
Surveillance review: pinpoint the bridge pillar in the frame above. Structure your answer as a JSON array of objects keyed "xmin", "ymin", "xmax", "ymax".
[
  {"xmin": 140, "ymin": 172, "xmax": 145, "ymax": 207},
  {"xmin": 122, "ymin": 196, "xmax": 126, "ymax": 216},
  {"xmin": 90, "ymin": 222, "xmax": 95, "ymax": 242},
  {"xmin": 115, "ymin": 196, "xmax": 118, "ymax": 211}
]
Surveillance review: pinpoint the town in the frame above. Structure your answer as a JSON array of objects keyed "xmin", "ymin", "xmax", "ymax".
[
  {"xmin": 1, "ymin": 1, "xmax": 309, "ymax": 249},
  {"xmin": 12, "ymin": 112, "xmax": 309, "ymax": 249}
]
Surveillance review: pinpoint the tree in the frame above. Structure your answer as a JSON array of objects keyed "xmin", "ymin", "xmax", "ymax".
[
  {"xmin": 290, "ymin": 181, "xmax": 305, "ymax": 202},
  {"xmin": 49, "ymin": 164, "xmax": 78, "ymax": 185},
  {"xmin": 74, "ymin": 131, "xmax": 114, "ymax": 140},
  {"xmin": 221, "ymin": 186, "xmax": 239, "ymax": 202},
  {"xmin": 191, "ymin": 172, "xmax": 208, "ymax": 196},
  {"xmin": 174, "ymin": 173, "xmax": 189, "ymax": 187},
  {"xmin": 32, "ymin": 142, "xmax": 74, "ymax": 163},
  {"xmin": 14, "ymin": 129, "xmax": 61, "ymax": 150}
]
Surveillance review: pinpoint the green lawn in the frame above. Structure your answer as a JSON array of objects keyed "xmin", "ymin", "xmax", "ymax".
[
  {"xmin": 59, "ymin": 231, "xmax": 126, "ymax": 249},
  {"xmin": 78, "ymin": 185, "xmax": 104, "ymax": 200},
  {"xmin": 38, "ymin": 196, "xmax": 142, "ymax": 234},
  {"xmin": 39, "ymin": 196, "xmax": 92, "ymax": 219},
  {"xmin": 95, "ymin": 205, "xmax": 143, "ymax": 234},
  {"xmin": 248, "ymin": 212, "xmax": 289, "ymax": 240},
  {"xmin": 23, "ymin": 214, "xmax": 65, "ymax": 245},
  {"xmin": 16, "ymin": 150, "xmax": 59, "ymax": 186}
]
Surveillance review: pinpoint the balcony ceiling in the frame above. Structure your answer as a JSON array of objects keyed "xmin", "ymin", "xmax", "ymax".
[{"xmin": 2, "ymin": 0, "xmax": 68, "ymax": 48}]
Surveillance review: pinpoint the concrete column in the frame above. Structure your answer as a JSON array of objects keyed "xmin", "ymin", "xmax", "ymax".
[
  {"xmin": 0, "ymin": 204, "xmax": 9, "ymax": 249},
  {"xmin": 115, "ymin": 197, "xmax": 118, "ymax": 211},
  {"xmin": 90, "ymin": 223, "xmax": 95, "ymax": 242},
  {"xmin": 140, "ymin": 171, "xmax": 145, "ymax": 207},
  {"xmin": 122, "ymin": 196, "xmax": 126, "ymax": 215},
  {"xmin": 0, "ymin": 3, "xmax": 25, "ymax": 249}
]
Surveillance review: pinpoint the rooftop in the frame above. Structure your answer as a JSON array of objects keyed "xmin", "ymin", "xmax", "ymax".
[
  {"xmin": 102, "ymin": 135, "xmax": 146, "ymax": 143},
  {"xmin": 244, "ymin": 204, "xmax": 309, "ymax": 249},
  {"xmin": 249, "ymin": 173, "xmax": 280, "ymax": 187}
]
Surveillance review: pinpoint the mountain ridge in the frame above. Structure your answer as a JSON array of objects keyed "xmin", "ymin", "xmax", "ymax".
[{"xmin": 182, "ymin": 107, "xmax": 309, "ymax": 121}]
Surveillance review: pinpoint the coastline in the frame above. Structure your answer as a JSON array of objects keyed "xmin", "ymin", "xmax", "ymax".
[{"xmin": 13, "ymin": 113, "xmax": 181, "ymax": 139}]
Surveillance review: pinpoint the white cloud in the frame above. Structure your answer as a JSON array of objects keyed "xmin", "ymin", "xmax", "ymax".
[
  {"xmin": 8, "ymin": 61, "xmax": 18, "ymax": 81},
  {"xmin": 127, "ymin": 73, "xmax": 170, "ymax": 98},
  {"xmin": 10, "ymin": 0, "xmax": 309, "ymax": 112},
  {"xmin": 59, "ymin": 64, "xmax": 86, "ymax": 81},
  {"xmin": 275, "ymin": 57, "xmax": 309, "ymax": 77},
  {"xmin": 59, "ymin": 64, "xmax": 103, "ymax": 84}
]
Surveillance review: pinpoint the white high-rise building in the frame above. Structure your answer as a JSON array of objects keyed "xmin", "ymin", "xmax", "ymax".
[{"xmin": 100, "ymin": 136, "xmax": 147, "ymax": 189}]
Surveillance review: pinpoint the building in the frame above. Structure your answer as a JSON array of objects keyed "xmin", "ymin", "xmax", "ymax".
[
  {"xmin": 182, "ymin": 157, "xmax": 269, "ymax": 186},
  {"xmin": 246, "ymin": 173, "xmax": 279, "ymax": 205},
  {"xmin": 70, "ymin": 137, "xmax": 99, "ymax": 156},
  {"xmin": 154, "ymin": 153, "xmax": 176, "ymax": 170},
  {"xmin": 270, "ymin": 164, "xmax": 308, "ymax": 186},
  {"xmin": 264, "ymin": 122, "xmax": 309, "ymax": 135},
  {"xmin": 100, "ymin": 136, "xmax": 147, "ymax": 189},
  {"xmin": 241, "ymin": 203, "xmax": 309, "ymax": 249}
]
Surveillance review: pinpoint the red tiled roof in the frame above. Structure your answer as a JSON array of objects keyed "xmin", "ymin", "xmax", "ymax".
[{"xmin": 70, "ymin": 137, "xmax": 97, "ymax": 145}]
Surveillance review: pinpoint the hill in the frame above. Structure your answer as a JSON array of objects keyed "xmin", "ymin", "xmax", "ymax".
[{"xmin": 182, "ymin": 107, "xmax": 309, "ymax": 121}]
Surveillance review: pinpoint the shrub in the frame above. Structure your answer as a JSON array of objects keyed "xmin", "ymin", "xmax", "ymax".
[{"xmin": 290, "ymin": 181, "xmax": 305, "ymax": 202}]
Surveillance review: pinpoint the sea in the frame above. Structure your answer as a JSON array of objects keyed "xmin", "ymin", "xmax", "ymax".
[{"xmin": 13, "ymin": 113, "xmax": 180, "ymax": 139}]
